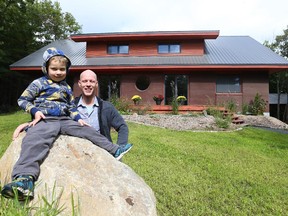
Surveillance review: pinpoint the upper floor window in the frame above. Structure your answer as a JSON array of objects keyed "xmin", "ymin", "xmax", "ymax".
[
  {"xmin": 107, "ymin": 45, "xmax": 129, "ymax": 54},
  {"xmin": 216, "ymin": 76, "xmax": 241, "ymax": 93},
  {"xmin": 158, "ymin": 44, "xmax": 181, "ymax": 54}
]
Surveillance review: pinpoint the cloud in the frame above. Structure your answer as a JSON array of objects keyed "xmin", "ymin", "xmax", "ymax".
[{"xmin": 55, "ymin": 0, "xmax": 288, "ymax": 43}]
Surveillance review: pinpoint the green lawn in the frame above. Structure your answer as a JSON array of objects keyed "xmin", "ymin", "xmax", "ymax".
[
  {"xmin": 0, "ymin": 111, "xmax": 287, "ymax": 215},
  {"xmin": 122, "ymin": 123, "xmax": 288, "ymax": 215},
  {"xmin": 0, "ymin": 111, "xmax": 31, "ymax": 156}
]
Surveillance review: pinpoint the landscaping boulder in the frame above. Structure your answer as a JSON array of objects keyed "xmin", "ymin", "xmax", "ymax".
[{"xmin": 0, "ymin": 133, "xmax": 157, "ymax": 216}]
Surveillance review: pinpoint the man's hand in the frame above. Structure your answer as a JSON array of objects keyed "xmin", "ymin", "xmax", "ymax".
[
  {"xmin": 29, "ymin": 111, "xmax": 46, "ymax": 127},
  {"xmin": 78, "ymin": 119, "xmax": 91, "ymax": 127}
]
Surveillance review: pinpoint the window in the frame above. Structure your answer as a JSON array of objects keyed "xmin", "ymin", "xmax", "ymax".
[
  {"xmin": 98, "ymin": 75, "xmax": 121, "ymax": 100},
  {"xmin": 216, "ymin": 76, "xmax": 241, "ymax": 93},
  {"xmin": 107, "ymin": 45, "xmax": 129, "ymax": 54},
  {"xmin": 135, "ymin": 76, "xmax": 150, "ymax": 91},
  {"xmin": 158, "ymin": 44, "xmax": 180, "ymax": 54},
  {"xmin": 165, "ymin": 75, "xmax": 188, "ymax": 105}
]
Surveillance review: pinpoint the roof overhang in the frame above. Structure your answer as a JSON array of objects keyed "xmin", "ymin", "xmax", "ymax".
[
  {"xmin": 71, "ymin": 31, "xmax": 220, "ymax": 42},
  {"xmin": 10, "ymin": 65, "xmax": 288, "ymax": 74}
]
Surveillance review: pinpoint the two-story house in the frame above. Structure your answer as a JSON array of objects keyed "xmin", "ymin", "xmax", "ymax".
[{"xmin": 10, "ymin": 30, "xmax": 288, "ymax": 114}]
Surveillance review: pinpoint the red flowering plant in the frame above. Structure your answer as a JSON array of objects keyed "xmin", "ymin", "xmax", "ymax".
[{"xmin": 153, "ymin": 94, "xmax": 164, "ymax": 102}]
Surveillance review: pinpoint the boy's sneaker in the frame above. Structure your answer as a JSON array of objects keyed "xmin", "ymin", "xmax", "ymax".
[
  {"xmin": 1, "ymin": 175, "xmax": 34, "ymax": 201},
  {"xmin": 114, "ymin": 143, "xmax": 133, "ymax": 160}
]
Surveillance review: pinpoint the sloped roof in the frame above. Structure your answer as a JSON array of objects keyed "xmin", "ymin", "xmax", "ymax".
[{"xmin": 10, "ymin": 36, "xmax": 288, "ymax": 73}]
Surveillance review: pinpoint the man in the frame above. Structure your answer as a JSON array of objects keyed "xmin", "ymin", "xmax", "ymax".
[
  {"xmin": 76, "ymin": 69, "xmax": 129, "ymax": 146},
  {"xmin": 13, "ymin": 69, "xmax": 129, "ymax": 147}
]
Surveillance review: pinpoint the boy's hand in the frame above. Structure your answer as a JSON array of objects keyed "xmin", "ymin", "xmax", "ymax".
[
  {"xmin": 78, "ymin": 119, "xmax": 91, "ymax": 127},
  {"xmin": 12, "ymin": 122, "xmax": 29, "ymax": 140},
  {"xmin": 30, "ymin": 111, "xmax": 46, "ymax": 126}
]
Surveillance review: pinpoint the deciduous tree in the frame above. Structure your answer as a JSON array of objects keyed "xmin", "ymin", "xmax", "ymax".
[
  {"xmin": 264, "ymin": 26, "xmax": 288, "ymax": 121},
  {"xmin": 0, "ymin": 0, "xmax": 82, "ymax": 112}
]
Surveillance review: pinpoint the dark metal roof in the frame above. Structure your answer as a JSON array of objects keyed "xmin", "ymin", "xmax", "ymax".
[{"xmin": 10, "ymin": 36, "xmax": 288, "ymax": 71}]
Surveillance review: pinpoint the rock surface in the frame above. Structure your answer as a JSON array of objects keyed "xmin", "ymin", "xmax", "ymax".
[
  {"xmin": 0, "ymin": 134, "xmax": 157, "ymax": 216},
  {"xmin": 123, "ymin": 114, "xmax": 288, "ymax": 131}
]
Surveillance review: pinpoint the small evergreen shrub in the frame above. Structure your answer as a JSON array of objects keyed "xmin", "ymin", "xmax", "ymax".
[
  {"xmin": 248, "ymin": 93, "xmax": 267, "ymax": 115},
  {"xmin": 171, "ymin": 97, "xmax": 179, "ymax": 115}
]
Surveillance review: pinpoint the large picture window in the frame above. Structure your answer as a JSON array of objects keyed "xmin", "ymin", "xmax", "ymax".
[
  {"xmin": 158, "ymin": 44, "xmax": 180, "ymax": 54},
  {"xmin": 107, "ymin": 45, "xmax": 129, "ymax": 54},
  {"xmin": 216, "ymin": 76, "xmax": 241, "ymax": 93}
]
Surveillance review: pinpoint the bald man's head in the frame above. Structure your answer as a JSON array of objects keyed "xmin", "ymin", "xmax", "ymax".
[
  {"xmin": 80, "ymin": 70, "xmax": 97, "ymax": 81},
  {"xmin": 78, "ymin": 70, "xmax": 98, "ymax": 97}
]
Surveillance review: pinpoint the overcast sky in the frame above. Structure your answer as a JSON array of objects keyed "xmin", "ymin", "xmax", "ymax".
[{"xmin": 54, "ymin": 0, "xmax": 288, "ymax": 43}]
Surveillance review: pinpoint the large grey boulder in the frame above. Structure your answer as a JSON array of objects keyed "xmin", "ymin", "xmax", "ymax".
[{"xmin": 0, "ymin": 133, "xmax": 157, "ymax": 216}]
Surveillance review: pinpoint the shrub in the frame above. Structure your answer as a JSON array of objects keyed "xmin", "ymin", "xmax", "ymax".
[
  {"xmin": 249, "ymin": 93, "xmax": 267, "ymax": 115},
  {"xmin": 206, "ymin": 106, "xmax": 232, "ymax": 129},
  {"xmin": 109, "ymin": 96, "xmax": 131, "ymax": 114},
  {"xmin": 171, "ymin": 97, "xmax": 179, "ymax": 115},
  {"xmin": 242, "ymin": 103, "xmax": 250, "ymax": 115},
  {"xmin": 215, "ymin": 116, "xmax": 232, "ymax": 129},
  {"xmin": 225, "ymin": 99, "xmax": 237, "ymax": 113},
  {"xmin": 206, "ymin": 107, "xmax": 221, "ymax": 117}
]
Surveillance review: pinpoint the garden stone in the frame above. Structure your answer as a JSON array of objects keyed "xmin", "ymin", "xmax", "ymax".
[{"xmin": 0, "ymin": 133, "xmax": 157, "ymax": 216}]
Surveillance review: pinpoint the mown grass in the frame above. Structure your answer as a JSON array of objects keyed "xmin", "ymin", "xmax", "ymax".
[
  {"xmin": 122, "ymin": 123, "xmax": 288, "ymax": 215},
  {"xmin": 0, "ymin": 111, "xmax": 287, "ymax": 215},
  {"xmin": 0, "ymin": 111, "xmax": 31, "ymax": 156}
]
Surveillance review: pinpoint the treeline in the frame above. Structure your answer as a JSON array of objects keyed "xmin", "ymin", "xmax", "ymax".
[
  {"xmin": 0, "ymin": 0, "xmax": 81, "ymax": 112},
  {"xmin": 264, "ymin": 26, "xmax": 288, "ymax": 121}
]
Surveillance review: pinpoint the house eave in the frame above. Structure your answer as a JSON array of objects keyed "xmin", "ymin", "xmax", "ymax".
[
  {"xmin": 10, "ymin": 65, "xmax": 288, "ymax": 73},
  {"xmin": 71, "ymin": 30, "xmax": 220, "ymax": 42}
]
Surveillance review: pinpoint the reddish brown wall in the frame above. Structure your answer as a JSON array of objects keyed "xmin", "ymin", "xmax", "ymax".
[
  {"xmin": 71, "ymin": 70, "xmax": 270, "ymax": 112},
  {"xmin": 242, "ymin": 72, "xmax": 269, "ymax": 112},
  {"xmin": 187, "ymin": 71, "xmax": 269, "ymax": 112},
  {"xmin": 86, "ymin": 40, "xmax": 204, "ymax": 57},
  {"xmin": 86, "ymin": 43, "xmax": 107, "ymax": 57},
  {"xmin": 182, "ymin": 40, "xmax": 204, "ymax": 55},
  {"xmin": 189, "ymin": 73, "xmax": 216, "ymax": 105},
  {"xmin": 120, "ymin": 74, "xmax": 164, "ymax": 104}
]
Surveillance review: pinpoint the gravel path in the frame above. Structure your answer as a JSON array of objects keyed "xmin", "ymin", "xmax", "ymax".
[{"xmin": 123, "ymin": 114, "xmax": 288, "ymax": 132}]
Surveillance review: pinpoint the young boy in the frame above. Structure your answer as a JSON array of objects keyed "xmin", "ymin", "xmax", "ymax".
[{"xmin": 1, "ymin": 48, "xmax": 132, "ymax": 201}]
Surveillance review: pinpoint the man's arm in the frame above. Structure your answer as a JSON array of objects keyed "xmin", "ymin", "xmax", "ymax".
[
  {"xmin": 108, "ymin": 105, "xmax": 129, "ymax": 146},
  {"xmin": 115, "ymin": 119, "xmax": 129, "ymax": 146}
]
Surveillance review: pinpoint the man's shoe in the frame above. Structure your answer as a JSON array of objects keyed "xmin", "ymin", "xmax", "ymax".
[
  {"xmin": 1, "ymin": 175, "xmax": 34, "ymax": 201},
  {"xmin": 114, "ymin": 143, "xmax": 133, "ymax": 160}
]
